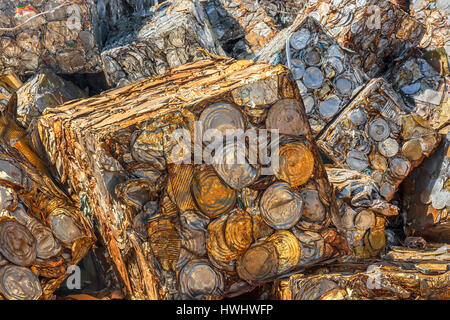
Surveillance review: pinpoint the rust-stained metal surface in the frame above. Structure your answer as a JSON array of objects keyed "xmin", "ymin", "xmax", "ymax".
[
  {"xmin": 276, "ymin": 246, "xmax": 450, "ymax": 300},
  {"xmin": 318, "ymin": 78, "xmax": 441, "ymax": 201},
  {"xmin": 38, "ymin": 58, "xmax": 351, "ymax": 300},
  {"xmin": 0, "ymin": 112, "xmax": 95, "ymax": 300},
  {"xmin": 402, "ymin": 128, "xmax": 450, "ymax": 243},
  {"xmin": 257, "ymin": 16, "xmax": 369, "ymax": 136}
]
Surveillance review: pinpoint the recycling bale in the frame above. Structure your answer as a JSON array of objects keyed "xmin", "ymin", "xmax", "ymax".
[
  {"xmin": 318, "ymin": 78, "xmax": 441, "ymax": 201},
  {"xmin": 279, "ymin": 0, "xmax": 424, "ymax": 77},
  {"xmin": 402, "ymin": 128, "xmax": 450, "ymax": 243},
  {"xmin": 100, "ymin": 0, "xmax": 226, "ymax": 88},
  {"xmin": 257, "ymin": 16, "xmax": 369, "ymax": 136},
  {"xmin": 386, "ymin": 55, "xmax": 449, "ymax": 130},
  {"xmin": 276, "ymin": 245, "xmax": 450, "ymax": 300},
  {"xmin": 0, "ymin": 113, "xmax": 95, "ymax": 300},
  {"xmin": 38, "ymin": 57, "xmax": 351, "ymax": 300},
  {"xmin": 201, "ymin": 0, "xmax": 280, "ymax": 59}
]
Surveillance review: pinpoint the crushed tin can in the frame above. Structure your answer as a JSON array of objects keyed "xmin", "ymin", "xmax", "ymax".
[
  {"xmin": 402, "ymin": 129, "xmax": 450, "ymax": 243},
  {"xmin": 326, "ymin": 166, "xmax": 399, "ymax": 259},
  {"xmin": 284, "ymin": 0, "xmax": 425, "ymax": 77},
  {"xmin": 386, "ymin": 55, "xmax": 449, "ymax": 130},
  {"xmin": 38, "ymin": 58, "xmax": 350, "ymax": 300},
  {"xmin": 201, "ymin": 0, "xmax": 280, "ymax": 59},
  {"xmin": 318, "ymin": 78, "xmax": 441, "ymax": 201},
  {"xmin": 257, "ymin": 16, "xmax": 369, "ymax": 135},
  {"xmin": 0, "ymin": 115, "xmax": 95, "ymax": 300},
  {"xmin": 408, "ymin": 0, "xmax": 449, "ymax": 53},
  {"xmin": 101, "ymin": 0, "xmax": 226, "ymax": 87},
  {"xmin": 276, "ymin": 245, "xmax": 450, "ymax": 300}
]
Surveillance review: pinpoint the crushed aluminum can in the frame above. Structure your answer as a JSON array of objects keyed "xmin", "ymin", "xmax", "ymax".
[
  {"xmin": 409, "ymin": 0, "xmax": 450, "ymax": 54},
  {"xmin": 0, "ymin": 0, "xmax": 105, "ymax": 75},
  {"xmin": 276, "ymin": 245, "xmax": 450, "ymax": 300},
  {"xmin": 101, "ymin": 0, "xmax": 226, "ymax": 88},
  {"xmin": 318, "ymin": 78, "xmax": 441, "ymax": 201},
  {"xmin": 201, "ymin": 0, "xmax": 280, "ymax": 59},
  {"xmin": 402, "ymin": 129, "xmax": 450, "ymax": 243},
  {"xmin": 38, "ymin": 58, "xmax": 350, "ymax": 300},
  {"xmin": 257, "ymin": 16, "xmax": 369, "ymax": 135},
  {"xmin": 0, "ymin": 117, "xmax": 95, "ymax": 300},
  {"xmin": 326, "ymin": 167, "xmax": 399, "ymax": 259},
  {"xmin": 284, "ymin": 0, "xmax": 425, "ymax": 78},
  {"xmin": 386, "ymin": 55, "xmax": 449, "ymax": 130}
]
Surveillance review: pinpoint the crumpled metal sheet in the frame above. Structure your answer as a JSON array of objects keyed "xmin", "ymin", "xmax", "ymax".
[
  {"xmin": 0, "ymin": 74, "xmax": 22, "ymax": 110},
  {"xmin": 402, "ymin": 129, "xmax": 450, "ymax": 243},
  {"xmin": 318, "ymin": 78, "xmax": 441, "ymax": 201},
  {"xmin": 201, "ymin": 0, "xmax": 280, "ymax": 59},
  {"xmin": 277, "ymin": 245, "xmax": 450, "ymax": 300},
  {"xmin": 284, "ymin": 0, "xmax": 425, "ymax": 77},
  {"xmin": 0, "ymin": 115, "xmax": 95, "ymax": 300},
  {"xmin": 326, "ymin": 167, "xmax": 399, "ymax": 259},
  {"xmin": 0, "ymin": 0, "xmax": 105, "ymax": 75},
  {"xmin": 256, "ymin": 16, "xmax": 369, "ymax": 136},
  {"xmin": 101, "ymin": 0, "xmax": 226, "ymax": 87},
  {"xmin": 38, "ymin": 58, "xmax": 351, "ymax": 300},
  {"xmin": 409, "ymin": 0, "xmax": 450, "ymax": 54},
  {"xmin": 386, "ymin": 55, "xmax": 449, "ymax": 130}
]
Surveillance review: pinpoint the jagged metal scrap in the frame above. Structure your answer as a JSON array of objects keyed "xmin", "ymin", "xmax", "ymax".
[{"xmin": 101, "ymin": 0, "xmax": 226, "ymax": 87}]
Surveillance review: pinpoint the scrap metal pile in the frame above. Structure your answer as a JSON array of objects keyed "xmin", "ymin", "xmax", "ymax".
[{"xmin": 0, "ymin": 0, "xmax": 448, "ymax": 300}]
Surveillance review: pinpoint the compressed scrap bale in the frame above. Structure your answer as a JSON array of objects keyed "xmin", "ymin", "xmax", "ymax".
[
  {"xmin": 0, "ymin": 0, "xmax": 105, "ymax": 76},
  {"xmin": 0, "ymin": 113, "xmax": 95, "ymax": 300},
  {"xmin": 402, "ymin": 129, "xmax": 450, "ymax": 243},
  {"xmin": 101, "ymin": 0, "xmax": 226, "ymax": 87},
  {"xmin": 276, "ymin": 245, "xmax": 450, "ymax": 300},
  {"xmin": 257, "ymin": 16, "xmax": 369, "ymax": 136},
  {"xmin": 252, "ymin": 0, "xmax": 305, "ymax": 29},
  {"xmin": 284, "ymin": 0, "xmax": 424, "ymax": 77},
  {"xmin": 201, "ymin": 0, "xmax": 280, "ymax": 59},
  {"xmin": 326, "ymin": 167, "xmax": 399, "ymax": 259},
  {"xmin": 0, "ymin": 74, "xmax": 22, "ymax": 110},
  {"xmin": 318, "ymin": 78, "xmax": 441, "ymax": 201},
  {"xmin": 409, "ymin": 0, "xmax": 449, "ymax": 53},
  {"xmin": 13, "ymin": 72, "xmax": 87, "ymax": 159},
  {"xmin": 38, "ymin": 58, "xmax": 350, "ymax": 300},
  {"xmin": 386, "ymin": 55, "xmax": 449, "ymax": 130}
]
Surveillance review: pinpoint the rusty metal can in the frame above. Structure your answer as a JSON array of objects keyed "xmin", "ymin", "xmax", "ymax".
[{"xmin": 0, "ymin": 265, "xmax": 42, "ymax": 300}]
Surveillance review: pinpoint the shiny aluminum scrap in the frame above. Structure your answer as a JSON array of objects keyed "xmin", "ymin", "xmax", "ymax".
[
  {"xmin": 285, "ymin": 0, "xmax": 425, "ymax": 77},
  {"xmin": 386, "ymin": 56, "xmax": 449, "ymax": 130},
  {"xmin": 318, "ymin": 78, "xmax": 441, "ymax": 201},
  {"xmin": 326, "ymin": 167, "xmax": 399, "ymax": 259},
  {"xmin": 402, "ymin": 129, "xmax": 450, "ymax": 243},
  {"xmin": 201, "ymin": 0, "xmax": 280, "ymax": 59},
  {"xmin": 101, "ymin": 0, "xmax": 226, "ymax": 87},
  {"xmin": 276, "ymin": 245, "xmax": 450, "ymax": 300},
  {"xmin": 0, "ymin": 117, "xmax": 95, "ymax": 300},
  {"xmin": 14, "ymin": 71, "xmax": 87, "ymax": 159},
  {"xmin": 256, "ymin": 16, "xmax": 368, "ymax": 136},
  {"xmin": 38, "ymin": 58, "xmax": 351, "ymax": 300},
  {"xmin": 409, "ymin": 0, "xmax": 449, "ymax": 54},
  {"xmin": 0, "ymin": 0, "xmax": 104, "ymax": 75}
]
